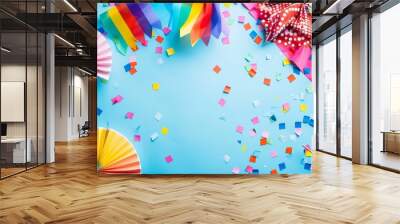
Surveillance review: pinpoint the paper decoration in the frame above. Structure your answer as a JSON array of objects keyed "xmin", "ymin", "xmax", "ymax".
[
  {"xmin": 223, "ymin": 85, "xmax": 231, "ymax": 94},
  {"xmin": 300, "ymin": 103, "xmax": 308, "ymax": 112},
  {"xmin": 282, "ymin": 103, "xmax": 290, "ymax": 113},
  {"xmin": 238, "ymin": 16, "xmax": 245, "ymax": 23},
  {"xmin": 161, "ymin": 127, "xmax": 169, "ymax": 135},
  {"xmin": 243, "ymin": 23, "xmax": 251, "ymax": 30},
  {"xmin": 154, "ymin": 112, "xmax": 162, "ymax": 121},
  {"xmin": 263, "ymin": 78, "xmax": 271, "ymax": 86},
  {"xmin": 253, "ymin": 3, "xmax": 312, "ymax": 77},
  {"xmin": 97, "ymin": 32, "xmax": 112, "ymax": 80},
  {"xmin": 232, "ymin": 167, "xmax": 240, "ymax": 174},
  {"xmin": 245, "ymin": 165, "xmax": 253, "ymax": 173},
  {"xmin": 125, "ymin": 112, "xmax": 134, "ymax": 119},
  {"xmin": 236, "ymin": 125, "xmax": 244, "ymax": 134},
  {"xmin": 251, "ymin": 116, "xmax": 259, "ymax": 125},
  {"xmin": 288, "ymin": 74, "xmax": 296, "ymax": 83},
  {"xmin": 171, "ymin": 3, "xmax": 228, "ymax": 46},
  {"xmin": 97, "ymin": 128, "xmax": 141, "ymax": 174},
  {"xmin": 134, "ymin": 134, "xmax": 141, "ymax": 142},
  {"xmin": 222, "ymin": 36, "xmax": 230, "ymax": 45},
  {"xmin": 150, "ymin": 132, "xmax": 159, "ymax": 141},
  {"xmin": 111, "ymin": 95, "xmax": 123, "ymax": 104},
  {"xmin": 213, "ymin": 65, "xmax": 221, "ymax": 74},
  {"xmin": 155, "ymin": 35, "xmax": 164, "ymax": 43},
  {"xmin": 165, "ymin": 155, "xmax": 173, "ymax": 163},
  {"xmin": 218, "ymin": 98, "xmax": 226, "ymax": 107},
  {"xmin": 155, "ymin": 46, "xmax": 163, "ymax": 54},
  {"xmin": 152, "ymin": 82, "xmax": 160, "ymax": 91},
  {"xmin": 98, "ymin": 3, "xmax": 313, "ymax": 175},
  {"xmin": 224, "ymin": 154, "xmax": 231, "ymax": 163},
  {"xmin": 166, "ymin": 48, "xmax": 175, "ymax": 56}
]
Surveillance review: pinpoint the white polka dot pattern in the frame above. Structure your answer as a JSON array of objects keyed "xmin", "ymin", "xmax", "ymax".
[{"xmin": 256, "ymin": 3, "xmax": 312, "ymax": 49}]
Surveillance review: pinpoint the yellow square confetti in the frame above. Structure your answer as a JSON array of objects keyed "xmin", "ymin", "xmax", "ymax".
[
  {"xmin": 300, "ymin": 103, "xmax": 308, "ymax": 112},
  {"xmin": 283, "ymin": 58, "xmax": 290, "ymax": 65},
  {"xmin": 161, "ymin": 127, "xmax": 169, "ymax": 135},
  {"xmin": 152, "ymin": 82, "xmax": 160, "ymax": 91},
  {"xmin": 305, "ymin": 150, "xmax": 312, "ymax": 157},
  {"xmin": 223, "ymin": 3, "xmax": 232, "ymax": 8},
  {"xmin": 241, "ymin": 144, "xmax": 247, "ymax": 153},
  {"xmin": 166, "ymin": 48, "xmax": 175, "ymax": 56}
]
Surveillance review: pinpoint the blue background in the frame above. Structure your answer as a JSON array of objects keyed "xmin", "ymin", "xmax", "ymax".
[{"xmin": 97, "ymin": 3, "xmax": 314, "ymax": 174}]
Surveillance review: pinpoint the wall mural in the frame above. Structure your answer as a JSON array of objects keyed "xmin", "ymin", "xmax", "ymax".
[{"xmin": 97, "ymin": 3, "xmax": 313, "ymax": 174}]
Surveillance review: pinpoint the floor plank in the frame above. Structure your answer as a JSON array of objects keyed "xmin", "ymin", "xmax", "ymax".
[{"xmin": 1, "ymin": 135, "xmax": 400, "ymax": 224}]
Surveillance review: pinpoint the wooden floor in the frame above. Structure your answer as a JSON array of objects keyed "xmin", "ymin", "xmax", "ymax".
[{"xmin": 1, "ymin": 135, "xmax": 400, "ymax": 224}]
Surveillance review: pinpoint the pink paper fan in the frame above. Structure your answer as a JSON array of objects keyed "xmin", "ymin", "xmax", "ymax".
[{"xmin": 97, "ymin": 31, "xmax": 112, "ymax": 80}]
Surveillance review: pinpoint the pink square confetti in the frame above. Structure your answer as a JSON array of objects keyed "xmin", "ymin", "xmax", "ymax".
[
  {"xmin": 222, "ymin": 10, "xmax": 230, "ymax": 17},
  {"xmin": 270, "ymin": 150, "xmax": 277, "ymax": 158},
  {"xmin": 155, "ymin": 46, "xmax": 163, "ymax": 54},
  {"xmin": 111, "ymin": 95, "xmax": 123, "ymax": 104},
  {"xmin": 125, "ymin": 112, "xmax": 134, "ymax": 119},
  {"xmin": 218, "ymin": 98, "xmax": 226, "ymax": 107},
  {"xmin": 245, "ymin": 165, "xmax": 253, "ymax": 173},
  {"xmin": 163, "ymin": 27, "xmax": 171, "ymax": 35},
  {"xmin": 232, "ymin": 167, "xmax": 240, "ymax": 174},
  {"xmin": 251, "ymin": 116, "xmax": 259, "ymax": 125},
  {"xmin": 165, "ymin": 155, "xmax": 173, "ymax": 163},
  {"xmin": 222, "ymin": 36, "xmax": 230, "ymax": 45},
  {"xmin": 236, "ymin": 125, "xmax": 244, "ymax": 134},
  {"xmin": 262, "ymin": 131, "xmax": 269, "ymax": 138},
  {"xmin": 238, "ymin": 15, "xmax": 245, "ymax": 23},
  {"xmin": 295, "ymin": 128, "xmax": 302, "ymax": 136},
  {"xmin": 249, "ymin": 129, "xmax": 257, "ymax": 137},
  {"xmin": 134, "ymin": 134, "xmax": 141, "ymax": 142},
  {"xmin": 250, "ymin": 63, "xmax": 257, "ymax": 70},
  {"xmin": 282, "ymin": 103, "xmax": 290, "ymax": 112}
]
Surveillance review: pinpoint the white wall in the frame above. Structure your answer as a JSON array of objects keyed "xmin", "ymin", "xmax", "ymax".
[{"xmin": 54, "ymin": 67, "xmax": 89, "ymax": 141}]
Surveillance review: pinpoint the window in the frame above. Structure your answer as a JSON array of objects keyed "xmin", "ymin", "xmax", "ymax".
[
  {"xmin": 339, "ymin": 29, "xmax": 352, "ymax": 158},
  {"xmin": 371, "ymin": 3, "xmax": 400, "ymax": 171},
  {"xmin": 318, "ymin": 36, "xmax": 337, "ymax": 154}
]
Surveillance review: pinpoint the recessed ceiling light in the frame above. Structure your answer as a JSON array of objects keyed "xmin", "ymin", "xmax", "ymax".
[
  {"xmin": 1, "ymin": 47, "xmax": 11, "ymax": 53},
  {"xmin": 78, "ymin": 67, "xmax": 93, "ymax": 76},
  {"xmin": 63, "ymin": 0, "xmax": 78, "ymax": 12},
  {"xmin": 54, "ymin": 34, "xmax": 75, "ymax": 48}
]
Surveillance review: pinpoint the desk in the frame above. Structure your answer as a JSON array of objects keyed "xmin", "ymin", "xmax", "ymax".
[
  {"xmin": 1, "ymin": 138, "xmax": 31, "ymax": 163},
  {"xmin": 382, "ymin": 131, "xmax": 400, "ymax": 154}
]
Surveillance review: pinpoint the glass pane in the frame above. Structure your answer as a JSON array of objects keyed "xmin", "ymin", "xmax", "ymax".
[
  {"xmin": 38, "ymin": 32, "xmax": 45, "ymax": 165},
  {"xmin": 340, "ymin": 29, "xmax": 352, "ymax": 158},
  {"xmin": 318, "ymin": 37, "xmax": 337, "ymax": 154},
  {"xmin": 27, "ymin": 31, "xmax": 38, "ymax": 169},
  {"xmin": 1, "ymin": 30, "xmax": 27, "ymax": 177},
  {"xmin": 371, "ymin": 3, "xmax": 400, "ymax": 171}
]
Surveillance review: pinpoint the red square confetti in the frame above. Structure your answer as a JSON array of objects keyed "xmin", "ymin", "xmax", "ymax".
[
  {"xmin": 254, "ymin": 36, "xmax": 262, "ymax": 45},
  {"xmin": 249, "ymin": 155, "xmax": 257, "ymax": 163},
  {"xmin": 286, "ymin": 147, "xmax": 293, "ymax": 154},
  {"xmin": 288, "ymin": 74, "xmax": 296, "ymax": 83},
  {"xmin": 155, "ymin": 35, "xmax": 164, "ymax": 44},
  {"xmin": 248, "ymin": 68, "xmax": 256, "ymax": 77},
  {"xmin": 263, "ymin": 78, "xmax": 271, "ymax": 86},
  {"xmin": 223, "ymin": 85, "xmax": 231, "ymax": 94},
  {"xmin": 213, "ymin": 65, "xmax": 221, "ymax": 74},
  {"xmin": 243, "ymin": 23, "xmax": 251, "ymax": 31},
  {"xmin": 129, "ymin": 68, "xmax": 137, "ymax": 75},
  {"xmin": 260, "ymin": 137, "xmax": 267, "ymax": 146},
  {"xmin": 270, "ymin": 169, "xmax": 278, "ymax": 175}
]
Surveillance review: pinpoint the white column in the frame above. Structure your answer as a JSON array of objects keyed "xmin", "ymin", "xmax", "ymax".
[
  {"xmin": 46, "ymin": 32, "xmax": 55, "ymax": 163},
  {"xmin": 352, "ymin": 14, "xmax": 369, "ymax": 164}
]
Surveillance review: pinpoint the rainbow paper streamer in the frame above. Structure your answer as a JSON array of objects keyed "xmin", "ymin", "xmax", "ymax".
[{"xmin": 99, "ymin": 3, "xmax": 161, "ymax": 55}]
